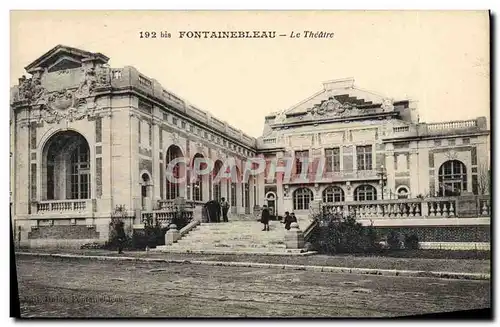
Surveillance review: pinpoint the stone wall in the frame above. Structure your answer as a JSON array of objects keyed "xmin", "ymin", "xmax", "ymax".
[
  {"xmin": 375, "ymin": 225, "xmax": 490, "ymax": 243},
  {"xmin": 28, "ymin": 225, "xmax": 100, "ymax": 240}
]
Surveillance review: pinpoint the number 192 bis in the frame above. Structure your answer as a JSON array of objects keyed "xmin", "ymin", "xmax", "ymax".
[{"xmin": 139, "ymin": 31, "xmax": 171, "ymax": 38}]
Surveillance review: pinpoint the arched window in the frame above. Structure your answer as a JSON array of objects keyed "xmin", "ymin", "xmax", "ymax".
[
  {"xmin": 322, "ymin": 186, "xmax": 345, "ymax": 203},
  {"xmin": 293, "ymin": 187, "xmax": 313, "ymax": 210},
  {"xmin": 354, "ymin": 185, "xmax": 377, "ymax": 201},
  {"xmin": 165, "ymin": 145, "xmax": 183, "ymax": 200},
  {"xmin": 43, "ymin": 131, "xmax": 90, "ymax": 200},
  {"xmin": 438, "ymin": 160, "xmax": 467, "ymax": 196},
  {"xmin": 396, "ymin": 186, "xmax": 409, "ymax": 199}
]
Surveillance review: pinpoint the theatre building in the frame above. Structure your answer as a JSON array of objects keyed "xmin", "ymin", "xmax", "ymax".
[{"xmin": 10, "ymin": 45, "xmax": 491, "ymax": 248}]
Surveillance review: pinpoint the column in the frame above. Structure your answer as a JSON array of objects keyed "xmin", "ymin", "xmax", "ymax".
[
  {"xmin": 15, "ymin": 124, "xmax": 30, "ymax": 215},
  {"xmin": 409, "ymin": 147, "xmax": 419, "ymax": 197},
  {"xmin": 385, "ymin": 149, "xmax": 396, "ymax": 197},
  {"xmin": 109, "ymin": 110, "xmax": 134, "ymax": 214},
  {"xmin": 152, "ymin": 122, "xmax": 161, "ymax": 204}
]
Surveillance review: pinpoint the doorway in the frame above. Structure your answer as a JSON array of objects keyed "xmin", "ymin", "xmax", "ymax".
[{"xmin": 265, "ymin": 192, "xmax": 277, "ymax": 218}]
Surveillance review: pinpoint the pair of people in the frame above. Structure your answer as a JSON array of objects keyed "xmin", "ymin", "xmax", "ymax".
[
  {"xmin": 282, "ymin": 211, "xmax": 297, "ymax": 230},
  {"xmin": 205, "ymin": 197, "xmax": 230, "ymax": 223}
]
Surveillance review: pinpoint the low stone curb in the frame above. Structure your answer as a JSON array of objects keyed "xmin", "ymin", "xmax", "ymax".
[
  {"xmin": 153, "ymin": 248, "xmax": 317, "ymax": 256},
  {"xmin": 16, "ymin": 252, "xmax": 490, "ymax": 281}
]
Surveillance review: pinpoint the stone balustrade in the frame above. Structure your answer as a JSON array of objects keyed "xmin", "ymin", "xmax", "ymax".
[
  {"xmin": 35, "ymin": 199, "xmax": 91, "ymax": 214},
  {"xmin": 142, "ymin": 199, "xmax": 197, "ymax": 226},
  {"xmin": 321, "ymin": 196, "xmax": 489, "ymax": 219},
  {"xmin": 427, "ymin": 119, "xmax": 477, "ymax": 131},
  {"xmin": 393, "ymin": 126, "xmax": 410, "ymax": 133}
]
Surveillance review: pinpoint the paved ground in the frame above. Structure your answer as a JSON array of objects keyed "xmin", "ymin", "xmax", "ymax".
[
  {"xmin": 15, "ymin": 256, "xmax": 490, "ymax": 318},
  {"xmin": 19, "ymin": 248, "xmax": 491, "ymax": 274}
]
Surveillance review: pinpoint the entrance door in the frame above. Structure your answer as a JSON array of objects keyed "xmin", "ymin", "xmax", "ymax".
[{"xmin": 266, "ymin": 192, "xmax": 277, "ymax": 218}]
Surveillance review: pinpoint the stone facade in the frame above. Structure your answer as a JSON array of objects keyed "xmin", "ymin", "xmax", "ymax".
[{"xmin": 10, "ymin": 46, "xmax": 491, "ymax": 247}]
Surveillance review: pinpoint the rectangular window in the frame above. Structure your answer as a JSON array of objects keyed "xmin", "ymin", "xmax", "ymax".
[
  {"xmin": 181, "ymin": 121, "xmax": 186, "ymax": 129},
  {"xmin": 325, "ymin": 148, "xmax": 341, "ymax": 172},
  {"xmin": 295, "ymin": 151, "xmax": 309, "ymax": 174},
  {"xmin": 172, "ymin": 117, "xmax": 178, "ymax": 126},
  {"xmin": 356, "ymin": 145, "xmax": 373, "ymax": 171},
  {"xmin": 162, "ymin": 113, "xmax": 168, "ymax": 121}
]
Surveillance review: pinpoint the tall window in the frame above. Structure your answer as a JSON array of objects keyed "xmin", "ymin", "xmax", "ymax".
[
  {"xmin": 70, "ymin": 143, "xmax": 90, "ymax": 199},
  {"xmin": 214, "ymin": 183, "xmax": 221, "ymax": 202},
  {"xmin": 165, "ymin": 145, "xmax": 181, "ymax": 200},
  {"xmin": 231, "ymin": 182, "xmax": 237, "ymax": 206},
  {"xmin": 354, "ymin": 185, "xmax": 377, "ymax": 201},
  {"xmin": 193, "ymin": 174, "xmax": 203, "ymax": 201},
  {"xmin": 295, "ymin": 150, "xmax": 309, "ymax": 174},
  {"xmin": 322, "ymin": 186, "xmax": 345, "ymax": 203},
  {"xmin": 438, "ymin": 160, "xmax": 467, "ymax": 196},
  {"xmin": 213, "ymin": 161, "xmax": 223, "ymax": 202},
  {"xmin": 325, "ymin": 148, "xmax": 341, "ymax": 172},
  {"xmin": 356, "ymin": 145, "xmax": 373, "ymax": 171},
  {"xmin": 191, "ymin": 154, "xmax": 204, "ymax": 202},
  {"xmin": 293, "ymin": 187, "xmax": 313, "ymax": 210}
]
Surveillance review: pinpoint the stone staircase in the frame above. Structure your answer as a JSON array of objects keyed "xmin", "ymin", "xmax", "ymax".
[{"xmin": 155, "ymin": 217, "xmax": 313, "ymax": 255}]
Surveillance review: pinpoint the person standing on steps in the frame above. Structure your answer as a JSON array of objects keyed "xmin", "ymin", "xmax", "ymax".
[
  {"xmin": 290, "ymin": 212, "xmax": 298, "ymax": 225},
  {"xmin": 260, "ymin": 205, "xmax": 270, "ymax": 231},
  {"xmin": 282, "ymin": 211, "xmax": 293, "ymax": 230},
  {"xmin": 221, "ymin": 197, "xmax": 230, "ymax": 222}
]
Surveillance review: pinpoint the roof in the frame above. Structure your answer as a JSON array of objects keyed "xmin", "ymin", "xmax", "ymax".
[{"xmin": 24, "ymin": 44, "xmax": 109, "ymax": 73}]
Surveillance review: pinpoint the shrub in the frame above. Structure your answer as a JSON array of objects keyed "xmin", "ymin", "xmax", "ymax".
[
  {"xmin": 387, "ymin": 230, "xmax": 402, "ymax": 250},
  {"xmin": 310, "ymin": 212, "xmax": 380, "ymax": 254},
  {"xmin": 404, "ymin": 233, "xmax": 420, "ymax": 250}
]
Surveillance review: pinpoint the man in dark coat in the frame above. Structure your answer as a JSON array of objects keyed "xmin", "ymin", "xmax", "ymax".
[
  {"xmin": 282, "ymin": 211, "xmax": 293, "ymax": 230},
  {"xmin": 116, "ymin": 221, "xmax": 126, "ymax": 254},
  {"xmin": 221, "ymin": 197, "xmax": 230, "ymax": 222},
  {"xmin": 260, "ymin": 205, "xmax": 270, "ymax": 231},
  {"xmin": 205, "ymin": 200, "xmax": 220, "ymax": 223}
]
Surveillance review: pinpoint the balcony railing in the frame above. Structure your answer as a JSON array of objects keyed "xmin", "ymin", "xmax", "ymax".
[
  {"xmin": 35, "ymin": 199, "xmax": 91, "ymax": 214},
  {"xmin": 427, "ymin": 119, "xmax": 477, "ymax": 131},
  {"xmin": 142, "ymin": 199, "xmax": 197, "ymax": 226},
  {"xmin": 322, "ymin": 196, "xmax": 490, "ymax": 219}
]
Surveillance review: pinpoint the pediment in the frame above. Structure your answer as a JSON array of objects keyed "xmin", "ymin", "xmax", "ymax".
[
  {"xmin": 47, "ymin": 56, "xmax": 83, "ymax": 72},
  {"xmin": 24, "ymin": 44, "xmax": 109, "ymax": 74},
  {"xmin": 271, "ymin": 78, "xmax": 400, "ymax": 125}
]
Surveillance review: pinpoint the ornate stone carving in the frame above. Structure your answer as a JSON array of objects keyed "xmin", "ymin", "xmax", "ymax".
[
  {"xmin": 76, "ymin": 65, "xmax": 111, "ymax": 98},
  {"xmin": 444, "ymin": 150, "xmax": 459, "ymax": 160},
  {"xmin": 310, "ymin": 97, "xmax": 362, "ymax": 117},
  {"xmin": 171, "ymin": 132, "xmax": 179, "ymax": 144},
  {"xmin": 36, "ymin": 88, "xmax": 97, "ymax": 124},
  {"xmin": 274, "ymin": 110, "xmax": 287, "ymax": 123},
  {"xmin": 381, "ymin": 98, "xmax": 394, "ymax": 112},
  {"xmin": 16, "ymin": 75, "xmax": 45, "ymax": 103}
]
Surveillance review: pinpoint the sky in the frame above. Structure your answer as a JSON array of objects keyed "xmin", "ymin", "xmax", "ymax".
[{"xmin": 10, "ymin": 10, "xmax": 490, "ymax": 138}]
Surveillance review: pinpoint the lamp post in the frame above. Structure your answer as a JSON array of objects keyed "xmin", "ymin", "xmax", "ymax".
[{"xmin": 377, "ymin": 165, "xmax": 387, "ymax": 200}]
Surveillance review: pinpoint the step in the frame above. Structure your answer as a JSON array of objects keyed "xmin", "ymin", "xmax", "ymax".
[
  {"xmin": 167, "ymin": 244, "xmax": 290, "ymax": 252},
  {"xmin": 155, "ymin": 247, "xmax": 309, "ymax": 255},
  {"xmin": 176, "ymin": 239, "xmax": 286, "ymax": 247}
]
